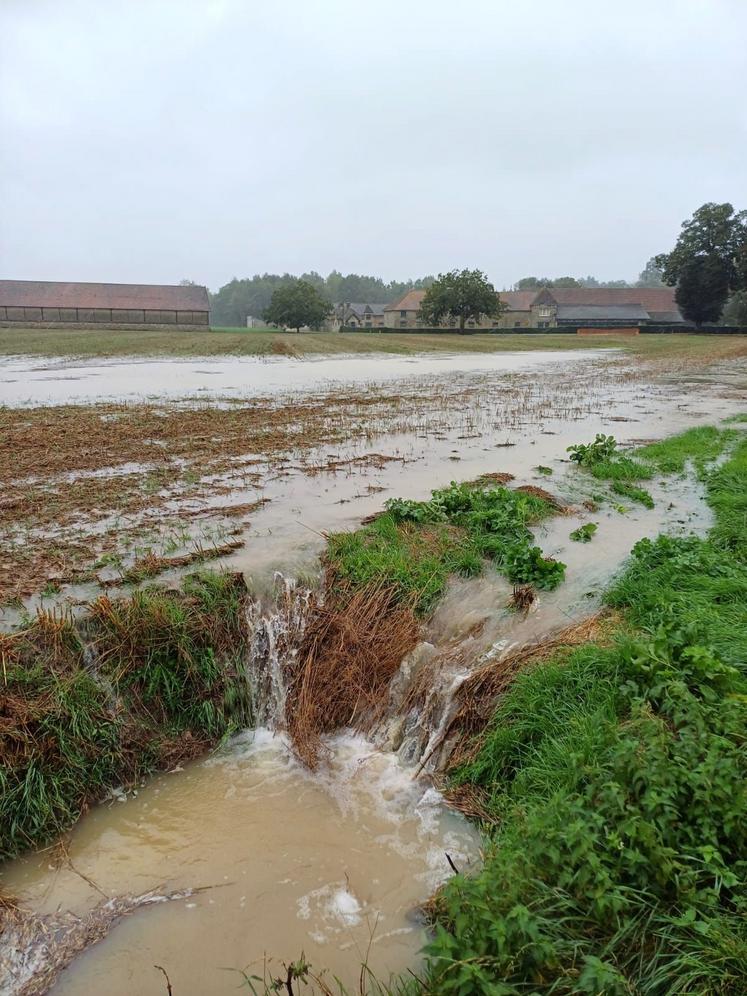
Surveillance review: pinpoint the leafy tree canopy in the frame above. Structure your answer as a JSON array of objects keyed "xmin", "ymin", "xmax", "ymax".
[
  {"xmin": 721, "ymin": 289, "xmax": 747, "ymax": 328},
  {"xmin": 263, "ymin": 279, "xmax": 331, "ymax": 332},
  {"xmin": 655, "ymin": 202, "xmax": 747, "ymax": 291},
  {"xmin": 515, "ymin": 275, "xmax": 632, "ymax": 290},
  {"xmin": 674, "ymin": 254, "xmax": 731, "ymax": 328},
  {"xmin": 419, "ymin": 268, "xmax": 504, "ymax": 331}
]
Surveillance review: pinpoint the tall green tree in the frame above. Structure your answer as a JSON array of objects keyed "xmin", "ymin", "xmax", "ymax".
[
  {"xmin": 674, "ymin": 254, "xmax": 731, "ymax": 328},
  {"xmin": 419, "ymin": 269, "xmax": 504, "ymax": 331},
  {"xmin": 655, "ymin": 202, "xmax": 747, "ymax": 291},
  {"xmin": 722, "ymin": 290, "xmax": 747, "ymax": 327},
  {"xmin": 263, "ymin": 280, "xmax": 331, "ymax": 333}
]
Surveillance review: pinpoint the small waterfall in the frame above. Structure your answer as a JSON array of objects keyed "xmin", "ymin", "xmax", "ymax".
[
  {"xmin": 375, "ymin": 641, "xmax": 477, "ymax": 771},
  {"xmin": 244, "ymin": 573, "xmax": 314, "ymax": 727},
  {"xmin": 240, "ymin": 572, "xmax": 515, "ymax": 774}
]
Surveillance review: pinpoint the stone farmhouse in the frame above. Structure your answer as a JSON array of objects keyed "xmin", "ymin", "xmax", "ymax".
[
  {"xmin": 329, "ymin": 302, "xmax": 387, "ymax": 330},
  {"xmin": 379, "ymin": 287, "xmax": 685, "ymax": 330}
]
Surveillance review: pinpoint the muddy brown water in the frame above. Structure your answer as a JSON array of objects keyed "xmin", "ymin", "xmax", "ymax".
[
  {"xmin": 1, "ymin": 734, "xmax": 480, "ymax": 994},
  {"xmin": 0, "ymin": 349, "xmax": 607, "ymax": 407}
]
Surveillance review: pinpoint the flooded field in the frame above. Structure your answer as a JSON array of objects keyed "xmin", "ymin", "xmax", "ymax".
[
  {"xmin": 0, "ymin": 348, "xmax": 604, "ymax": 407},
  {"xmin": 2, "ymin": 341, "xmax": 746, "ymax": 995}
]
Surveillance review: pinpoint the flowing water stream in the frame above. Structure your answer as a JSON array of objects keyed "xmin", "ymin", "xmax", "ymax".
[{"xmin": 2, "ymin": 350, "xmax": 746, "ymax": 994}]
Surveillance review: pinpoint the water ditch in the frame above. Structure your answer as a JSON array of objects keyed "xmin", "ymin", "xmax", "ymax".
[
  {"xmin": 2, "ymin": 350, "xmax": 746, "ymax": 993},
  {"xmin": 0, "ymin": 450, "xmax": 721, "ymax": 995}
]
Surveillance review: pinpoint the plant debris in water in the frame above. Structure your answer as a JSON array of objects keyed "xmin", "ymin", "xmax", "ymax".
[{"xmin": 570, "ymin": 522, "xmax": 598, "ymax": 542}]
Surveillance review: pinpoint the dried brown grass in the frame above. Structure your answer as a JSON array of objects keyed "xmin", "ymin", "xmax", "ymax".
[
  {"xmin": 286, "ymin": 579, "xmax": 420, "ymax": 768},
  {"xmin": 514, "ymin": 484, "xmax": 574, "ymax": 514}
]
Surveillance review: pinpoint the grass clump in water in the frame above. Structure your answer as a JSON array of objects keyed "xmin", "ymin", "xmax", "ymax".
[
  {"xmin": 567, "ymin": 425, "xmax": 738, "ymax": 508},
  {"xmin": 637, "ymin": 425, "xmax": 737, "ymax": 474},
  {"xmin": 611, "ymin": 479, "xmax": 655, "ymax": 508},
  {"xmin": 327, "ymin": 481, "xmax": 564, "ymax": 615},
  {"xmin": 0, "ymin": 572, "xmax": 252, "ymax": 860},
  {"xmin": 570, "ymin": 522, "xmax": 597, "ymax": 542},
  {"xmin": 422, "ymin": 430, "xmax": 747, "ymax": 994}
]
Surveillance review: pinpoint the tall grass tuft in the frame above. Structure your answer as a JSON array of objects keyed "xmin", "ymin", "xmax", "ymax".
[{"xmin": 0, "ymin": 572, "xmax": 252, "ymax": 861}]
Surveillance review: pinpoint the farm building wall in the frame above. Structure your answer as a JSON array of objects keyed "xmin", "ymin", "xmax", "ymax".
[{"xmin": 0, "ymin": 306, "xmax": 209, "ymax": 327}]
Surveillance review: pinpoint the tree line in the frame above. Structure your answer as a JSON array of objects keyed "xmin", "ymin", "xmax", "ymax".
[
  {"xmin": 204, "ymin": 203, "xmax": 747, "ymax": 330},
  {"xmin": 209, "ymin": 271, "xmax": 435, "ymax": 327}
]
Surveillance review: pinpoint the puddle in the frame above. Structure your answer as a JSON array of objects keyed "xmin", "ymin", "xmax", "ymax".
[
  {"xmin": 0, "ymin": 349, "xmax": 607, "ymax": 406},
  {"xmin": 0, "ymin": 733, "xmax": 479, "ymax": 995}
]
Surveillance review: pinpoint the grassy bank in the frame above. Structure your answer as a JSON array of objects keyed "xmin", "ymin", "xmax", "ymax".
[
  {"xmin": 0, "ymin": 573, "xmax": 252, "ymax": 861},
  {"xmin": 422, "ymin": 426, "xmax": 747, "ymax": 994},
  {"xmin": 1, "ymin": 325, "xmax": 746, "ymax": 359},
  {"xmin": 326, "ymin": 478, "xmax": 566, "ymax": 614}
]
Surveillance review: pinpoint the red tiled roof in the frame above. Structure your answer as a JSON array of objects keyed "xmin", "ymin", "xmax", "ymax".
[
  {"xmin": 385, "ymin": 290, "xmax": 426, "ymax": 312},
  {"xmin": 547, "ymin": 287, "xmax": 677, "ymax": 309},
  {"xmin": 499, "ymin": 290, "xmax": 537, "ymax": 311},
  {"xmin": 387, "ymin": 289, "xmax": 536, "ymax": 312},
  {"xmin": 0, "ymin": 280, "xmax": 210, "ymax": 311}
]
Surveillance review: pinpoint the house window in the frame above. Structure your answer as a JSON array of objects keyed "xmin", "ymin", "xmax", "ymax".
[
  {"xmin": 399, "ymin": 319, "xmax": 407, "ymax": 327},
  {"xmin": 514, "ymin": 321, "xmax": 521, "ymax": 327},
  {"xmin": 365, "ymin": 321, "xmax": 372, "ymax": 327},
  {"xmin": 400, "ymin": 310, "xmax": 407, "ymax": 317},
  {"xmin": 538, "ymin": 321, "xmax": 549, "ymax": 329},
  {"xmin": 539, "ymin": 306, "xmax": 552, "ymax": 318}
]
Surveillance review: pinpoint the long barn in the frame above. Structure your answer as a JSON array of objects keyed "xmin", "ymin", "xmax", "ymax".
[{"xmin": 0, "ymin": 280, "xmax": 210, "ymax": 330}]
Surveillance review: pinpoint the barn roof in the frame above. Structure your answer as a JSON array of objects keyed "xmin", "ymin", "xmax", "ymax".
[
  {"xmin": 500, "ymin": 290, "xmax": 538, "ymax": 311},
  {"xmin": 385, "ymin": 290, "xmax": 425, "ymax": 312},
  {"xmin": 556, "ymin": 303, "xmax": 651, "ymax": 321},
  {"xmin": 0, "ymin": 280, "xmax": 210, "ymax": 311},
  {"xmin": 547, "ymin": 287, "xmax": 678, "ymax": 310}
]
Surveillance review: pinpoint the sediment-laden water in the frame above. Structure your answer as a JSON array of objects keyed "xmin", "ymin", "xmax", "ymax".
[{"xmin": 2, "ymin": 349, "xmax": 746, "ymax": 994}]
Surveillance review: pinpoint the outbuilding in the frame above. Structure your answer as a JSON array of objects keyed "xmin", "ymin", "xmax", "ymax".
[{"xmin": 0, "ymin": 280, "xmax": 210, "ymax": 330}]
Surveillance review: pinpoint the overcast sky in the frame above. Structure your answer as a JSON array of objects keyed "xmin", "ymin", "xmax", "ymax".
[{"xmin": 1, "ymin": 0, "xmax": 746, "ymax": 292}]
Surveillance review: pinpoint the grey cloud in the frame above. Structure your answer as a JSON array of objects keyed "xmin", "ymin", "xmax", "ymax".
[{"xmin": 1, "ymin": 0, "xmax": 746, "ymax": 290}]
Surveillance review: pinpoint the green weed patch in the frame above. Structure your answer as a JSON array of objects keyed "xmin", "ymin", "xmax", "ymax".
[{"xmin": 327, "ymin": 481, "xmax": 565, "ymax": 615}]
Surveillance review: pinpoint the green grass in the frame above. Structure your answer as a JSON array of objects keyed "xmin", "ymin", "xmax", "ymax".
[
  {"xmin": 637, "ymin": 425, "xmax": 738, "ymax": 475},
  {"xmin": 327, "ymin": 480, "xmax": 564, "ymax": 614},
  {"xmin": 611, "ymin": 480, "xmax": 655, "ymax": 508},
  {"xmin": 1, "ymin": 326, "xmax": 742, "ymax": 359},
  {"xmin": 567, "ymin": 424, "xmax": 739, "ymax": 509},
  {"xmin": 0, "ymin": 572, "xmax": 252, "ymax": 861},
  {"xmin": 423, "ymin": 430, "xmax": 747, "ymax": 994}
]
